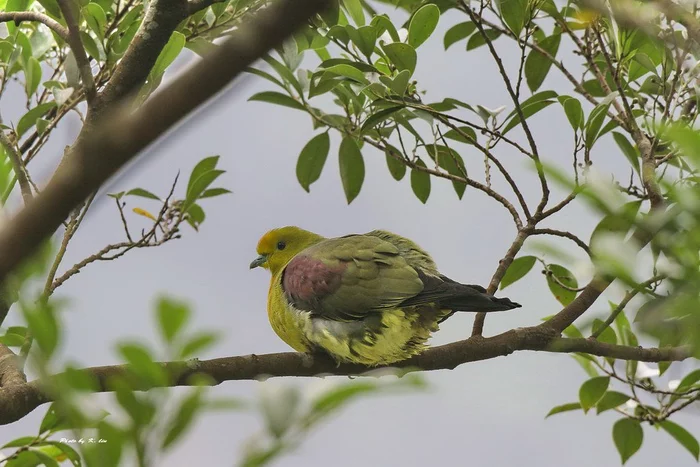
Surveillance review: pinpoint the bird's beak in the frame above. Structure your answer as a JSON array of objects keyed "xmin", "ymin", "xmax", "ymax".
[{"xmin": 249, "ymin": 254, "xmax": 268, "ymax": 269}]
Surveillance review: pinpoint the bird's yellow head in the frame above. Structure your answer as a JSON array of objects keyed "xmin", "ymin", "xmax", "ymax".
[{"xmin": 250, "ymin": 226, "xmax": 325, "ymax": 275}]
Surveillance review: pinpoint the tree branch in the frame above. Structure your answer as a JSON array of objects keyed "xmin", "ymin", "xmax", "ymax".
[
  {"xmin": 92, "ymin": 0, "xmax": 191, "ymax": 116},
  {"xmin": 531, "ymin": 228, "xmax": 591, "ymax": 256},
  {"xmin": 0, "ymin": 0, "xmax": 332, "ymax": 285},
  {"xmin": 0, "ymin": 12, "xmax": 69, "ymax": 41},
  {"xmin": 0, "ymin": 126, "xmax": 32, "ymax": 205},
  {"xmin": 473, "ymin": 226, "xmax": 532, "ymax": 336},
  {"xmin": 57, "ymin": 0, "xmax": 97, "ymax": 104},
  {"xmin": 0, "ymin": 325, "xmax": 690, "ymax": 426},
  {"xmin": 0, "ymin": 344, "xmax": 25, "ymax": 388},
  {"xmin": 188, "ymin": 0, "xmax": 226, "ymax": 14}
]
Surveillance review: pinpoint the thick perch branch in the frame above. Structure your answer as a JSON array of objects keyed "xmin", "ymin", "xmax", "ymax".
[
  {"xmin": 0, "ymin": 0, "xmax": 332, "ymax": 284},
  {"xmin": 0, "ymin": 326, "xmax": 690, "ymax": 426}
]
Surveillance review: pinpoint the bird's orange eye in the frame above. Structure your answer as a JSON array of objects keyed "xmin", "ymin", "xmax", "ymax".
[{"xmin": 277, "ymin": 241, "xmax": 286, "ymax": 250}]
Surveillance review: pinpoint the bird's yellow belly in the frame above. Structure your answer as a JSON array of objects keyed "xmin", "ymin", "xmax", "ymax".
[
  {"xmin": 300, "ymin": 307, "xmax": 433, "ymax": 366},
  {"xmin": 268, "ymin": 280, "xmax": 446, "ymax": 365}
]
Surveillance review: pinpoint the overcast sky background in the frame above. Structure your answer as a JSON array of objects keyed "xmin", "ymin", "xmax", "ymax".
[{"xmin": 0, "ymin": 3, "xmax": 699, "ymax": 466}]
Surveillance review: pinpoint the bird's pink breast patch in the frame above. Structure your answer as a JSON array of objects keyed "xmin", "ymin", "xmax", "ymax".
[{"xmin": 282, "ymin": 255, "xmax": 346, "ymax": 306}]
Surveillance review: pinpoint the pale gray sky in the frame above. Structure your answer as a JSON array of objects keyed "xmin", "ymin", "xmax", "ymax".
[{"xmin": 0, "ymin": 6, "xmax": 698, "ymax": 467}]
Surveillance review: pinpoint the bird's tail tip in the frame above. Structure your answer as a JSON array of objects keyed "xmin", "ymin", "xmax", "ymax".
[{"xmin": 492, "ymin": 296, "xmax": 521, "ymax": 310}]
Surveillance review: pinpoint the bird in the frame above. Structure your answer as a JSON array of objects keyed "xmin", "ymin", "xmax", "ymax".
[{"xmin": 250, "ymin": 226, "xmax": 521, "ymax": 366}]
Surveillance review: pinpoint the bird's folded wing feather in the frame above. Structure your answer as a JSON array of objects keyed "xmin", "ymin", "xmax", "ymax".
[{"xmin": 281, "ymin": 235, "xmax": 424, "ymax": 321}]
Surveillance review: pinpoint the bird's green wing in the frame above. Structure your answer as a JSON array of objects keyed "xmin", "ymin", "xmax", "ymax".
[{"xmin": 281, "ymin": 235, "xmax": 424, "ymax": 321}]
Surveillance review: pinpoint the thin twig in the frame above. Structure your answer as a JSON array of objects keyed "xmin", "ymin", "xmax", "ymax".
[
  {"xmin": 531, "ymin": 228, "xmax": 591, "ymax": 255},
  {"xmin": 0, "ymin": 125, "xmax": 32, "ymax": 205},
  {"xmin": 0, "ymin": 12, "xmax": 69, "ymax": 41},
  {"xmin": 590, "ymin": 275, "xmax": 665, "ymax": 338}
]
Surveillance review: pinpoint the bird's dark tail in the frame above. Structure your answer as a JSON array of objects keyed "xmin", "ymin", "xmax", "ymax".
[{"xmin": 401, "ymin": 271, "xmax": 521, "ymax": 312}]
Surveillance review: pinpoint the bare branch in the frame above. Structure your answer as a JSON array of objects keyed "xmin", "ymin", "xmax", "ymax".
[
  {"xmin": 531, "ymin": 228, "xmax": 591, "ymax": 256},
  {"xmin": 0, "ymin": 12, "xmax": 69, "ymax": 41},
  {"xmin": 462, "ymin": 4, "xmax": 550, "ymax": 214},
  {"xmin": 0, "ymin": 125, "xmax": 32, "ymax": 205},
  {"xmin": 0, "ymin": 326, "xmax": 689, "ymax": 426},
  {"xmin": 590, "ymin": 275, "xmax": 665, "ymax": 339},
  {"xmin": 473, "ymin": 227, "xmax": 532, "ymax": 336},
  {"xmin": 57, "ymin": 0, "xmax": 97, "ymax": 104}
]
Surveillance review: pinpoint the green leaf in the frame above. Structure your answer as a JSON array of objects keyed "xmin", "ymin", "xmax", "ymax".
[
  {"xmin": 199, "ymin": 188, "xmax": 231, "ymax": 199},
  {"xmin": 502, "ymin": 100, "xmax": 555, "ymax": 134},
  {"xmin": 579, "ymin": 376, "xmax": 609, "ymax": 412},
  {"xmin": 32, "ymin": 446, "xmax": 62, "ymax": 466},
  {"xmin": 671, "ymin": 369, "xmax": 700, "ymax": 403},
  {"xmin": 187, "ymin": 156, "xmax": 218, "ymax": 193},
  {"xmin": 22, "ymin": 301, "xmax": 59, "ymax": 358},
  {"xmin": 263, "ymin": 55, "xmax": 302, "ymax": 96},
  {"xmin": 382, "ymin": 43, "xmax": 417, "ymax": 77},
  {"xmin": 389, "ymin": 69, "xmax": 411, "ymax": 95},
  {"xmin": 117, "ymin": 342, "xmax": 167, "ymax": 386},
  {"xmin": 24, "ymin": 56, "xmax": 41, "ymax": 98},
  {"xmin": 592, "ymin": 319, "xmax": 617, "ymax": 345},
  {"xmin": 80, "ymin": 31, "xmax": 103, "ymax": 62},
  {"xmin": 343, "ymin": 0, "xmax": 365, "ymax": 26},
  {"xmin": 361, "ymin": 106, "xmax": 402, "ymax": 133},
  {"xmin": 385, "ymin": 146, "xmax": 406, "ymax": 181},
  {"xmin": 497, "ymin": 0, "xmax": 528, "ymax": 36},
  {"xmin": 525, "ymin": 34, "xmax": 560, "ymax": 92},
  {"xmin": 545, "ymin": 402, "xmax": 581, "ymax": 418},
  {"xmin": 408, "ymin": 4, "xmax": 440, "ymax": 48},
  {"xmin": 244, "ymin": 67, "xmax": 285, "ymax": 89},
  {"xmin": 44, "ymin": 441, "xmax": 81, "ymax": 466},
  {"xmin": 425, "ymin": 145, "xmax": 466, "ymax": 198},
  {"xmin": 0, "ymin": 326, "xmax": 26, "ymax": 347},
  {"xmin": 3, "ymin": 436, "xmax": 37, "ymax": 448},
  {"xmin": 590, "ymin": 201, "xmax": 641, "ymax": 247},
  {"xmin": 185, "ymin": 203, "xmax": 205, "ymax": 231},
  {"xmin": 660, "ymin": 420, "xmax": 699, "ymax": 460},
  {"xmin": 151, "ymin": 31, "xmax": 185, "ymax": 78},
  {"xmin": 186, "ymin": 170, "xmax": 224, "ymax": 206},
  {"xmin": 260, "ymin": 385, "xmax": 300, "ymax": 438},
  {"xmin": 596, "ymin": 391, "xmax": 630, "ymax": 414},
  {"xmin": 411, "ymin": 159, "xmax": 430, "ymax": 203},
  {"xmin": 572, "ymin": 354, "xmax": 599, "ymax": 377},
  {"xmin": 467, "ymin": 29, "xmax": 501, "ymax": 50},
  {"xmin": 36, "ymin": 0, "xmax": 61, "ymax": 18},
  {"xmin": 156, "ymin": 297, "xmax": 190, "ymax": 344},
  {"xmin": 296, "ymin": 132, "xmax": 330, "ymax": 192},
  {"xmin": 612, "ymin": 132, "xmax": 640, "ymax": 174},
  {"xmin": 248, "ymin": 91, "xmax": 305, "ymax": 111},
  {"xmin": 347, "ymin": 26, "xmax": 376, "ymax": 57},
  {"xmin": 311, "ymin": 381, "xmax": 380, "ymax": 415},
  {"xmin": 162, "ymin": 388, "xmax": 203, "ymax": 449},
  {"xmin": 585, "ymin": 103, "xmax": 611, "ymax": 148},
  {"xmin": 323, "ymin": 64, "xmax": 368, "ymax": 83},
  {"xmin": 444, "ymin": 21, "xmax": 475, "ymax": 50},
  {"xmin": 500, "ymin": 256, "xmax": 536, "ymax": 289},
  {"xmin": 613, "ymin": 418, "xmax": 643, "ymax": 464},
  {"xmin": 546, "ymin": 264, "xmax": 578, "ymax": 306},
  {"xmin": 17, "ymin": 102, "xmax": 56, "ymax": 137},
  {"xmin": 338, "ymin": 137, "xmax": 365, "ymax": 204},
  {"xmin": 178, "ymin": 331, "xmax": 219, "ymax": 359},
  {"xmin": 443, "ymin": 126, "xmax": 476, "ymax": 144},
  {"xmin": 559, "ymin": 96, "xmax": 584, "ymax": 130},
  {"xmin": 126, "ymin": 188, "xmax": 160, "ymax": 200},
  {"xmin": 83, "ymin": 3, "xmax": 107, "ymax": 39}
]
